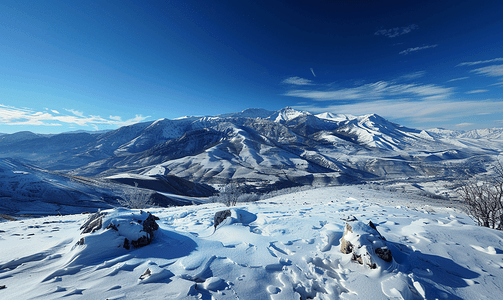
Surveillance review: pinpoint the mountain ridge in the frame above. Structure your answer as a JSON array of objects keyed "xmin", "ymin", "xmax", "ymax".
[{"xmin": 1, "ymin": 107, "xmax": 502, "ymax": 197}]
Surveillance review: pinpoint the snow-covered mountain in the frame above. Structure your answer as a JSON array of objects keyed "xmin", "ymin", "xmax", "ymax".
[
  {"xmin": 459, "ymin": 128, "xmax": 503, "ymax": 139},
  {"xmin": 427, "ymin": 127, "xmax": 503, "ymax": 140},
  {"xmin": 1, "ymin": 107, "xmax": 502, "ymax": 213}
]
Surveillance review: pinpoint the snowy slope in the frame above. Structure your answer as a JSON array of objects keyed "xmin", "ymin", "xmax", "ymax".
[
  {"xmin": 1, "ymin": 186, "xmax": 502, "ymax": 299},
  {"xmin": 334, "ymin": 114, "xmax": 436, "ymax": 151},
  {"xmin": 0, "ymin": 158, "xmax": 209, "ymax": 216},
  {"xmin": 0, "ymin": 158, "xmax": 115, "ymax": 215},
  {"xmin": 459, "ymin": 128, "xmax": 503, "ymax": 139},
  {"xmin": 267, "ymin": 107, "xmax": 312, "ymax": 123},
  {"xmin": 315, "ymin": 112, "xmax": 356, "ymax": 123}
]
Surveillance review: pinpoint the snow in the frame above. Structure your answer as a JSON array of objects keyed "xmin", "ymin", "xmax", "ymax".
[
  {"xmin": 268, "ymin": 107, "xmax": 311, "ymax": 123},
  {"xmin": 105, "ymin": 173, "xmax": 158, "ymax": 181},
  {"xmin": 1, "ymin": 185, "xmax": 502, "ymax": 299},
  {"xmin": 315, "ymin": 112, "xmax": 356, "ymax": 122}
]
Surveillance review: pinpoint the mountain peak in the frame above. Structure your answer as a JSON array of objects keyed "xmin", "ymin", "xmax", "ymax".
[{"xmin": 268, "ymin": 107, "xmax": 311, "ymax": 123}]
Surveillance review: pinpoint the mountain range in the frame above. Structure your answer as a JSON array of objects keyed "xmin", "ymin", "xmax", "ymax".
[{"xmin": 1, "ymin": 107, "xmax": 502, "ymax": 215}]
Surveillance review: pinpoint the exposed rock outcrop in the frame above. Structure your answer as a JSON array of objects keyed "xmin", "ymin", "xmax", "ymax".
[
  {"xmin": 80, "ymin": 211, "xmax": 104, "ymax": 234},
  {"xmin": 340, "ymin": 220, "xmax": 393, "ymax": 269},
  {"xmin": 214, "ymin": 209, "xmax": 231, "ymax": 229},
  {"xmin": 80, "ymin": 209, "xmax": 160, "ymax": 250},
  {"xmin": 131, "ymin": 212, "xmax": 159, "ymax": 248}
]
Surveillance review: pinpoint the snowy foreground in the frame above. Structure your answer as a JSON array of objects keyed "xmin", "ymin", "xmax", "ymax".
[{"xmin": 1, "ymin": 186, "xmax": 503, "ymax": 300}]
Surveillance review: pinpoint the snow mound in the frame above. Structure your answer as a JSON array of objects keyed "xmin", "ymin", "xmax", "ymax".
[{"xmin": 79, "ymin": 209, "xmax": 160, "ymax": 251}]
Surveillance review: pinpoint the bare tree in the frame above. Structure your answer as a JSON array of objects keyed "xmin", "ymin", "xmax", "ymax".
[
  {"xmin": 459, "ymin": 161, "xmax": 503, "ymax": 230},
  {"xmin": 118, "ymin": 182, "xmax": 154, "ymax": 209},
  {"xmin": 219, "ymin": 182, "xmax": 242, "ymax": 207}
]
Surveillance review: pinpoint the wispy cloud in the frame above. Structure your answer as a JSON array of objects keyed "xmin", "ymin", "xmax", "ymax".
[
  {"xmin": 0, "ymin": 104, "xmax": 149, "ymax": 130},
  {"xmin": 65, "ymin": 108, "xmax": 85, "ymax": 118},
  {"xmin": 375, "ymin": 24, "xmax": 418, "ymax": 38},
  {"xmin": 310, "ymin": 68, "xmax": 316, "ymax": 77},
  {"xmin": 294, "ymin": 99, "xmax": 503, "ymax": 127},
  {"xmin": 466, "ymin": 89, "xmax": 489, "ymax": 94},
  {"xmin": 456, "ymin": 122, "xmax": 475, "ymax": 127},
  {"xmin": 399, "ymin": 44, "xmax": 437, "ymax": 55},
  {"xmin": 447, "ymin": 77, "xmax": 469, "ymax": 82},
  {"xmin": 471, "ymin": 64, "xmax": 503, "ymax": 77},
  {"xmin": 284, "ymin": 80, "xmax": 452, "ymax": 102},
  {"xmin": 282, "ymin": 76, "xmax": 314, "ymax": 85},
  {"xmin": 457, "ymin": 57, "xmax": 503, "ymax": 67},
  {"xmin": 397, "ymin": 71, "xmax": 425, "ymax": 81}
]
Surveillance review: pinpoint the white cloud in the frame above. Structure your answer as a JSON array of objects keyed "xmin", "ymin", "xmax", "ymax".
[
  {"xmin": 310, "ymin": 68, "xmax": 316, "ymax": 77},
  {"xmin": 284, "ymin": 80, "xmax": 452, "ymax": 102},
  {"xmin": 456, "ymin": 122, "xmax": 475, "ymax": 127},
  {"xmin": 51, "ymin": 110, "xmax": 60, "ymax": 114},
  {"xmin": 466, "ymin": 89, "xmax": 489, "ymax": 94},
  {"xmin": 471, "ymin": 64, "xmax": 503, "ymax": 77},
  {"xmin": 447, "ymin": 77, "xmax": 469, "ymax": 82},
  {"xmin": 282, "ymin": 76, "xmax": 314, "ymax": 85},
  {"xmin": 65, "ymin": 109, "xmax": 85, "ymax": 117},
  {"xmin": 399, "ymin": 44, "xmax": 437, "ymax": 55},
  {"xmin": 294, "ymin": 99, "xmax": 503, "ymax": 126},
  {"xmin": 375, "ymin": 24, "xmax": 418, "ymax": 38},
  {"xmin": 0, "ymin": 104, "xmax": 149, "ymax": 130},
  {"xmin": 457, "ymin": 57, "xmax": 503, "ymax": 67},
  {"xmin": 397, "ymin": 71, "xmax": 425, "ymax": 81}
]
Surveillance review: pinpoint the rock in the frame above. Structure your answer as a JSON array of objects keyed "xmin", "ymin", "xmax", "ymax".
[
  {"xmin": 131, "ymin": 212, "xmax": 159, "ymax": 248},
  {"xmin": 339, "ymin": 220, "xmax": 393, "ymax": 269},
  {"xmin": 340, "ymin": 223, "xmax": 354, "ymax": 254},
  {"xmin": 139, "ymin": 268, "xmax": 151, "ymax": 280},
  {"xmin": 80, "ymin": 211, "xmax": 104, "ymax": 234},
  {"xmin": 123, "ymin": 238, "xmax": 130, "ymax": 250},
  {"xmin": 214, "ymin": 209, "xmax": 231, "ymax": 228},
  {"xmin": 106, "ymin": 222, "xmax": 118, "ymax": 231},
  {"xmin": 368, "ymin": 220, "xmax": 377, "ymax": 230},
  {"xmin": 80, "ymin": 210, "xmax": 159, "ymax": 250},
  {"xmin": 368, "ymin": 220, "xmax": 386, "ymax": 241},
  {"xmin": 375, "ymin": 247, "xmax": 392, "ymax": 262}
]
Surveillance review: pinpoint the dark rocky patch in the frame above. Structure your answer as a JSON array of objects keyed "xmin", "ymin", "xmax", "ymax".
[
  {"xmin": 214, "ymin": 209, "xmax": 231, "ymax": 228},
  {"xmin": 80, "ymin": 211, "xmax": 104, "ymax": 234}
]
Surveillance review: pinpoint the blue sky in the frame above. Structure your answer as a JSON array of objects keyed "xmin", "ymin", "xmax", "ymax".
[{"xmin": 1, "ymin": 0, "xmax": 502, "ymax": 134}]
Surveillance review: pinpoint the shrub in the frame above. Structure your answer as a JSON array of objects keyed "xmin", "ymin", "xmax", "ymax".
[
  {"xmin": 117, "ymin": 182, "xmax": 154, "ymax": 209},
  {"xmin": 218, "ymin": 182, "xmax": 242, "ymax": 207}
]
